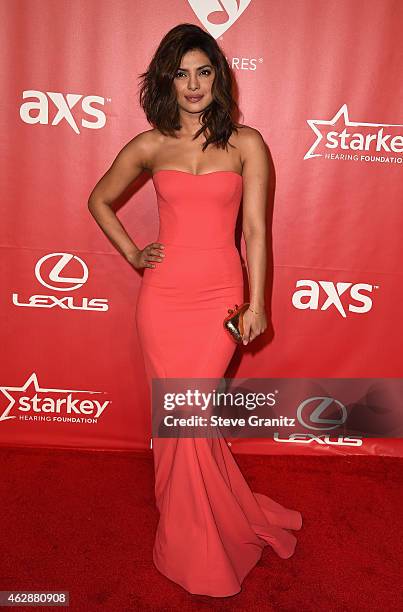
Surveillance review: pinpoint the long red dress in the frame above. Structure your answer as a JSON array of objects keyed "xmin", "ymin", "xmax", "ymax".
[{"xmin": 135, "ymin": 169, "xmax": 302, "ymax": 597}]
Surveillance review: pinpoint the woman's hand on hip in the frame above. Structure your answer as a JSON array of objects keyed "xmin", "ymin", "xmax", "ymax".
[{"xmin": 127, "ymin": 242, "xmax": 165, "ymax": 269}]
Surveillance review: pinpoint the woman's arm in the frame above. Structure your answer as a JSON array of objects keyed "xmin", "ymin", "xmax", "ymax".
[
  {"xmin": 240, "ymin": 128, "xmax": 269, "ymax": 332},
  {"xmin": 87, "ymin": 131, "xmax": 164, "ymax": 269}
]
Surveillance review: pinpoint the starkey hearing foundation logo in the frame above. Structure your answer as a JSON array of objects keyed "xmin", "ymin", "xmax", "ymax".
[
  {"xmin": 188, "ymin": 0, "xmax": 251, "ymax": 38},
  {"xmin": 292, "ymin": 279, "xmax": 377, "ymax": 318},
  {"xmin": 0, "ymin": 373, "xmax": 110, "ymax": 424},
  {"xmin": 304, "ymin": 104, "xmax": 403, "ymax": 164},
  {"xmin": 19, "ymin": 90, "xmax": 109, "ymax": 133},
  {"xmin": 12, "ymin": 252, "xmax": 109, "ymax": 312}
]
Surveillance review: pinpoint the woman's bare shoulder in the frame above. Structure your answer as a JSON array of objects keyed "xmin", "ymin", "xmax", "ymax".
[
  {"xmin": 232, "ymin": 124, "xmax": 266, "ymax": 165},
  {"xmin": 124, "ymin": 128, "xmax": 162, "ymax": 148},
  {"xmin": 233, "ymin": 125, "xmax": 268, "ymax": 172},
  {"xmin": 234, "ymin": 123, "xmax": 265, "ymax": 144},
  {"xmin": 120, "ymin": 128, "xmax": 163, "ymax": 170}
]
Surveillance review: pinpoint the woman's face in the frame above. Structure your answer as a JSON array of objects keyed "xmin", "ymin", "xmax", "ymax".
[{"xmin": 173, "ymin": 48, "xmax": 215, "ymax": 113}]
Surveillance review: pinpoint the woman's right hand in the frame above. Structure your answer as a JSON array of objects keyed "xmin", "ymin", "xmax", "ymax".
[{"xmin": 126, "ymin": 242, "xmax": 165, "ymax": 269}]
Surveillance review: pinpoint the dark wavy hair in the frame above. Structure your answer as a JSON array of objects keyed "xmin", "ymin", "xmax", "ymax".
[{"xmin": 138, "ymin": 23, "xmax": 241, "ymax": 151}]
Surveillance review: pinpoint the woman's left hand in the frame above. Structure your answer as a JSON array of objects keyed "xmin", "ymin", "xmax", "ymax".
[{"xmin": 242, "ymin": 308, "xmax": 267, "ymax": 345}]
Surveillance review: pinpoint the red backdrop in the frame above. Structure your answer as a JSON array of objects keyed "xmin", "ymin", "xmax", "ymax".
[{"xmin": 1, "ymin": 0, "xmax": 402, "ymax": 457}]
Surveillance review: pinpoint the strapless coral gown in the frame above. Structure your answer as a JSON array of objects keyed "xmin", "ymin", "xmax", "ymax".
[{"xmin": 135, "ymin": 169, "xmax": 302, "ymax": 597}]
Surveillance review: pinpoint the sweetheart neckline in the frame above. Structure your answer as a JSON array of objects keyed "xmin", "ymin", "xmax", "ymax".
[{"xmin": 152, "ymin": 169, "xmax": 243, "ymax": 179}]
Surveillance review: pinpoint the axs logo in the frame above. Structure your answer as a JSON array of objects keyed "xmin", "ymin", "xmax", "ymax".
[
  {"xmin": 292, "ymin": 280, "xmax": 377, "ymax": 317},
  {"xmin": 19, "ymin": 90, "xmax": 108, "ymax": 134}
]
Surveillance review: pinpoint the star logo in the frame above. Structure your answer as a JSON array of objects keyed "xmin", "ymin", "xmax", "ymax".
[
  {"xmin": 304, "ymin": 104, "xmax": 403, "ymax": 160},
  {"xmin": 0, "ymin": 373, "xmax": 109, "ymax": 422}
]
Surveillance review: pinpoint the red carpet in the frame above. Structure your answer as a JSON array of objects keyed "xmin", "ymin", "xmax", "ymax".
[{"xmin": 0, "ymin": 446, "xmax": 401, "ymax": 611}]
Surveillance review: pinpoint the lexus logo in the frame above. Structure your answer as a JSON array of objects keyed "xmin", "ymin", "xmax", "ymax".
[
  {"xmin": 297, "ymin": 396, "xmax": 347, "ymax": 431},
  {"xmin": 35, "ymin": 253, "xmax": 88, "ymax": 291},
  {"xmin": 12, "ymin": 252, "xmax": 108, "ymax": 312}
]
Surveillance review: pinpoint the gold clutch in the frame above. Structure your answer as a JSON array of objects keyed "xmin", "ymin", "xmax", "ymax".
[{"xmin": 223, "ymin": 302, "xmax": 250, "ymax": 343}]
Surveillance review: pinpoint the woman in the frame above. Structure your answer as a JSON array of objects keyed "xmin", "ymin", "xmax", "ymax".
[{"xmin": 88, "ymin": 23, "xmax": 302, "ymax": 598}]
